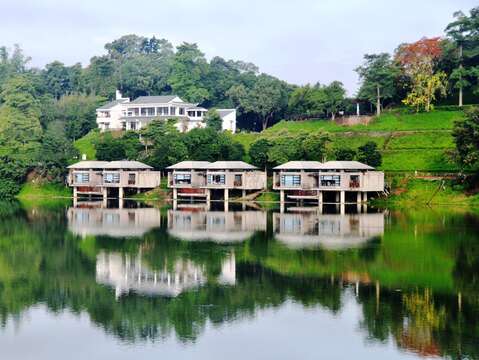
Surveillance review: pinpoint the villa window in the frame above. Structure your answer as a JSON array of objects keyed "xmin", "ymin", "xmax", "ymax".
[
  {"xmin": 207, "ymin": 174, "xmax": 225, "ymax": 185},
  {"xmin": 170, "ymin": 107, "xmax": 176, "ymax": 115},
  {"xmin": 179, "ymin": 107, "xmax": 185, "ymax": 115},
  {"xmin": 130, "ymin": 122, "xmax": 137, "ymax": 130},
  {"xmin": 74, "ymin": 172, "xmax": 90, "ymax": 184},
  {"xmin": 104, "ymin": 172, "xmax": 120, "ymax": 184},
  {"xmin": 127, "ymin": 108, "xmax": 139, "ymax": 116},
  {"xmin": 320, "ymin": 175, "xmax": 340, "ymax": 187},
  {"xmin": 174, "ymin": 173, "xmax": 191, "ymax": 185},
  {"xmin": 157, "ymin": 107, "xmax": 169, "ymax": 116},
  {"xmin": 141, "ymin": 107, "xmax": 155, "ymax": 116},
  {"xmin": 188, "ymin": 111, "xmax": 196, "ymax": 117},
  {"xmin": 196, "ymin": 111, "xmax": 203, "ymax": 117},
  {"xmin": 281, "ymin": 175, "xmax": 301, "ymax": 187}
]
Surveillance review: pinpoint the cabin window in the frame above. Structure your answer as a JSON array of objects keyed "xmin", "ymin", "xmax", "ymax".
[
  {"xmin": 174, "ymin": 173, "xmax": 191, "ymax": 184},
  {"xmin": 74, "ymin": 172, "xmax": 90, "ymax": 184},
  {"xmin": 281, "ymin": 175, "xmax": 301, "ymax": 187},
  {"xmin": 104, "ymin": 172, "xmax": 120, "ymax": 184},
  {"xmin": 207, "ymin": 174, "xmax": 225, "ymax": 185},
  {"xmin": 320, "ymin": 175, "xmax": 340, "ymax": 187},
  {"xmin": 234, "ymin": 174, "xmax": 243, "ymax": 186},
  {"xmin": 349, "ymin": 175, "xmax": 360, "ymax": 188},
  {"xmin": 128, "ymin": 173, "xmax": 136, "ymax": 185}
]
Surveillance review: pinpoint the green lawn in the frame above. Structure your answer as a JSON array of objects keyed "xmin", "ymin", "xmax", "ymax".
[{"xmin": 266, "ymin": 110, "xmax": 463, "ymax": 133}]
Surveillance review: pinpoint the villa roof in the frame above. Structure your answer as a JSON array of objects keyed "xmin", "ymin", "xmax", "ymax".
[
  {"xmin": 97, "ymin": 99, "xmax": 129, "ymax": 110},
  {"xmin": 206, "ymin": 161, "xmax": 258, "ymax": 170},
  {"xmin": 68, "ymin": 161, "xmax": 110, "ymax": 169},
  {"xmin": 104, "ymin": 161, "xmax": 153, "ymax": 169},
  {"xmin": 129, "ymin": 95, "xmax": 179, "ymax": 104},
  {"xmin": 273, "ymin": 161, "xmax": 323, "ymax": 170},
  {"xmin": 167, "ymin": 161, "xmax": 211, "ymax": 169},
  {"xmin": 217, "ymin": 109, "xmax": 236, "ymax": 117},
  {"xmin": 320, "ymin": 161, "xmax": 374, "ymax": 170}
]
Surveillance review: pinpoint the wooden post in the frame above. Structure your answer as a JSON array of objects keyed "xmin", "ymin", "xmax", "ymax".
[
  {"xmin": 119, "ymin": 187, "xmax": 124, "ymax": 199},
  {"xmin": 340, "ymin": 191, "xmax": 345, "ymax": 204},
  {"xmin": 173, "ymin": 188, "xmax": 178, "ymax": 201},
  {"xmin": 362, "ymin": 192, "xmax": 368, "ymax": 203},
  {"xmin": 280, "ymin": 190, "xmax": 285, "ymax": 203}
]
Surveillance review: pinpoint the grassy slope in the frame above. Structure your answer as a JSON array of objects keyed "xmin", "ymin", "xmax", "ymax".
[
  {"xmin": 74, "ymin": 130, "xmax": 100, "ymax": 160},
  {"xmin": 235, "ymin": 110, "xmax": 464, "ymax": 172}
]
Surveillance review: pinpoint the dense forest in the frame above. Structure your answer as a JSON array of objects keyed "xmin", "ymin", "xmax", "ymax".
[{"xmin": 0, "ymin": 6, "xmax": 478, "ymax": 198}]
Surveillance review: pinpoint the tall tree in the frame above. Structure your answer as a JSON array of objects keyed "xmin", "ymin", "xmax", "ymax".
[
  {"xmin": 356, "ymin": 53, "xmax": 398, "ymax": 116},
  {"xmin": 446, "ymin": 8, "xmax": 479, "ymax": 106},
  {"xmin": 323, "ymin": 81, "xmax": 346, "ymax": 120},
  {"xmin": 168, "ymin": 43, "xmax": 210, "ymax": 103},
  {"xmin": 205, "ymin": 109, "xmax": 223, "ymax": 132},
  {"xmin": 396, "ymin": 37, "xmax": 447, "ymax": 112},
  {"xmin": 227, "ymin": 74, "xmax": 288, "ymax": 130}
]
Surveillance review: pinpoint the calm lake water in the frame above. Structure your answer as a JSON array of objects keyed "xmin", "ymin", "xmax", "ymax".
[{"xmin": 0, "ymin": 200, "xmax": 478, "ymax": 359}]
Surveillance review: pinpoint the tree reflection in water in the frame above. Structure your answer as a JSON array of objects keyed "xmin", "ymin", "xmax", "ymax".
[{"xmin": 0, "ymin": 200, "xmax": 477, "ymax": 358}]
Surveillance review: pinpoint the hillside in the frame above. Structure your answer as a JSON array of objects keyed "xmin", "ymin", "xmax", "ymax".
[
  {"xmin": 235, "ymin": 110, "xmax": 464, "ymax": 172},
  {"xmin": 74, "ymin": 110, "xmax": 464, "ymax": 173}
]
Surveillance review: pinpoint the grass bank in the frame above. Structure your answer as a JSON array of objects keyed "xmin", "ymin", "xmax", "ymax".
[
  {"xmin": 234, "ymin": 110, "xmax": 464, "ymax": 172},
  {"xmin": 17, "ymin": 182, "xmax": 72, "ymax": 199},
  {"xmin": 377, "ymin": 177, "xmax": 479, "ymax": 208}
]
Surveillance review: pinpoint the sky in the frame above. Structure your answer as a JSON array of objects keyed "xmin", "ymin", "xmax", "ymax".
[{"xmin": 0, "ymin": 0, "xmax": 477, "ymax": 95}]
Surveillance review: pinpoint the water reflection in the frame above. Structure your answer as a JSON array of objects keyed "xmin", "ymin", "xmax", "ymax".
[
  {"xmin": 68, "ymin": 201, "xmax": 162, "ymax": 237},
  {"xmin": 167, "ymin": 209, "xmax": 267, "ymax": 243},
  {"xmin": 273, "ymin": 209, "xmax": 384, "ymax": 249},
  {"xmin": 96, "ymin": 251, "xmax": 236, "ymax": 298},
  {"xmin": 0, "ymin": 201, "xmax": 477, "ymax": 359}
]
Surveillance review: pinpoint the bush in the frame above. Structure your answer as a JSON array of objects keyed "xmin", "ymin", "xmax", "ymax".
[{"xmin": 357, "ymin": 141, "xmax": 382, "ymax": 167}]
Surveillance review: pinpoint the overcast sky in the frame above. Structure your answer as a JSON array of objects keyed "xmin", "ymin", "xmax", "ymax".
[{"xmin": 1, "ymin": 0, "xmax": 476, "ymax": 94}]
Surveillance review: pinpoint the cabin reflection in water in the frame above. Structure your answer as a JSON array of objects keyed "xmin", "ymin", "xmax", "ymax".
[
  {"xmin": 96, "ymin": 252, "xmax": 236, "ymax": 298},
  {"xmin": 167, "ymin": 209, "xmax": 267, "ymax": 243},
  {"xmin": 67, "ymin": 203, "xmax": 162, "ymax": 238},
  {"xmin": 273, "ymin": 210, "xmax": 384, "ymax": 249}
]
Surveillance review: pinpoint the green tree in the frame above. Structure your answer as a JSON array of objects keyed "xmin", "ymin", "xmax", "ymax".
[
  {"xmin": 95, "ymin": 132, "xmax": 127, "ymax": 161},
  {"xmin": 266, "ymin": 130, "xmax": 306, "ymax": 166},
  {"xmin": 205, "ymin": 109, "xmax": 223, "ymax": 131},
  {"xmin": 249, "ymin": 138, "xmax": 271, "ymax": 170},
  {"xmin": 356, "ymin": 53, "xmax": 398, "ymax": 116},
  {"xmin": 452, "ymin": 107, "xmax": 479, "ymax": 169},
  {"xmin": 302, "ymin": 132, "xmax": 330, "ymax": 161},
  {"xmin": 168, "ymin": 43, "xmax": 210, "ymax": 103},
  {"xmin": 37, "ymin": 121, "xmax": 78, "ymax": 181},
  {"xmin": 334, "ymin": 147, "xmax": 356, "ymax": 161},
  {"xmin": 42, "ymin": 61, "xmax": 83, "ymax": 99},
  {"xmin": 183, "ymin": 128, "xmax": 244, "ymax": 162},
  {"xmin": 53, "ymin": 94, "xmax": 103, "ymax": 140},
  {"xmin": 357, "ymin": 141, "xmax": 382, "ymax": 167},
  {"xmin": 227, "ymin": 74, "xmax": 288, "ymax": 130},
  {"xmin": 445, "ymin": 8, "xmax": 479, "ymax": 106},
  {"xmin": 323, "ymin": 81, "xmax": 346, "ymax": 120}
]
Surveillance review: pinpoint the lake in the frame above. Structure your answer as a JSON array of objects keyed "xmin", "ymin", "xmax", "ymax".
[{"xmin": 0, "ymin": 200, "xmax": 477, "ymax": 359}]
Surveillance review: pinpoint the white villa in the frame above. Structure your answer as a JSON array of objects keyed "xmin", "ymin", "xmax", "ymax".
[{"xmin": 96, "ymin": 90, "xmax": 236, "ymax": 133}]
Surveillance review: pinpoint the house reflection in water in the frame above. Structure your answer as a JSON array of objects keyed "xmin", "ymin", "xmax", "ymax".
[
  {"xmin": 96, "ymin": 252, "xmax": 236, "ymax": 298},
  {"xmin": 273, "ymin": 209, "xmax": 384, "ymax": 249},
  {"xmin": 67, "ymin": 203, "xmax": 162, "ymax": 238},
  {"xmin": 167, "ymin": 209, "xmax": 267, "ymax": 243}
]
